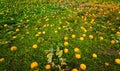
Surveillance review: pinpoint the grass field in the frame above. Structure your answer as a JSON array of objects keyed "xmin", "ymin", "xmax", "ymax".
[{"xmin": 0, "ymin": 0, "xmax": 120, "ymax": 71}]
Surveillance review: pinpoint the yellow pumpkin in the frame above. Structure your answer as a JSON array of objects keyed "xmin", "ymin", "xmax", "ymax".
[
  {"xmin": 71, "ymin": 68, "xmax": 78, "ymax": 71},
  {"xmin": 105, "ymin": 62, "xmax": 110, "ymax": 66},
  {"xmin": 64, "ymin": 42, "xmax": 68, "ymax": 46},
  {"xmin": 80, "ymin": 64, "xmax": 86, "ymax": 70},
  {"xmin": 45, "ymin": 64, "xmax": 51, "ymax": 70},
  {"xmin": 79, "ymin": 37, "xmax": 84, "ymax": 41},
  {"xmin": 71, "ymin": 34, "xmax": 76, "ymax": 38},
  {"xmin": 30, "ymin": 62, "xmax": 38, "ymax": 69},
  {"xmin": 111, "ymin": 40, "xmax": 115, "ymax": 44},
  {"xmin": 32, "ymin": 44, "xmax": 38, "ymax": 49},
  {"xmin": 11, "ymin": 46, "xmax": 17, "ymax": 51},
  {"xmin": 64, "ymin": 48, "xmax": 69, "ymax": 54},
  {"xmin": 74, "ymin": 47, "xmax": 79, "ymax": 53},
  {"xmin": 75, "ymin": 54, "xmax": 81, "ymax": 59},
  {"xmin": 0, "ymin": 58, "xmax": 4, "ymax": 62},
  {"xmin": 64, "ymin": 37, "xmax": 68, "ymax": 40},
  {"xmin": 89, "ymin": 35, "xmax": 93, "ymax": 39},
  {"xmin": 115, "ymin": 58, "xmax": 120, "ymax": 64},
  {"xmin": 92, "ymin": 53, "xmax": 97, "ymax": 58}
]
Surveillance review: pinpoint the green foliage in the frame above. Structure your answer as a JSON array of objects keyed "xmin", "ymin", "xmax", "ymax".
[{"xmin": 0, "ymin": 0, "xmax": 120, "ymax": 71}]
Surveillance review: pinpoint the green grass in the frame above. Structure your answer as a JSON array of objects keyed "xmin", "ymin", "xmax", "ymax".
[{"xmin": 0, "ymin": 0, "xmax": 120, "ymax": 71}]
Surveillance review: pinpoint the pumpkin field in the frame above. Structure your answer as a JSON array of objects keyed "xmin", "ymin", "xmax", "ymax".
[{"xmin": 0, "ymin": 0, "xmax": 120, "ymax": 71}]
